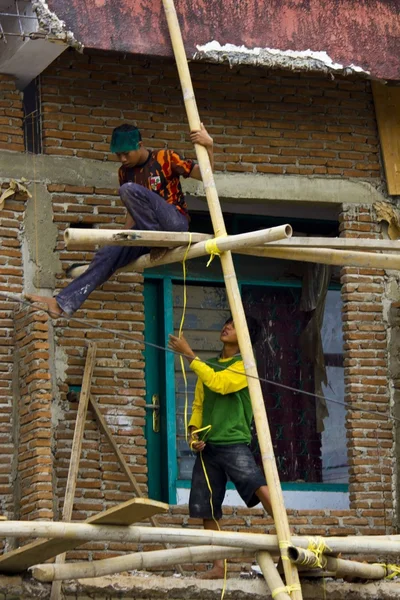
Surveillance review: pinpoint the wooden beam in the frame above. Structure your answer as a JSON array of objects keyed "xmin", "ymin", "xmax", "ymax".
[
  {"xmin": 161, "ymin": 0, "xmax": 302, "ymax": 597},
  {"xmin": 50, "ymin": 343, "xmax": 97, "ymax": 600},
  {"xmin": 372, "ymin": 82, "xmax": 400, "ymax": 196},
  {"xmin": 64, "ymin": 229, "xmax": 212, "ymax": 248}
]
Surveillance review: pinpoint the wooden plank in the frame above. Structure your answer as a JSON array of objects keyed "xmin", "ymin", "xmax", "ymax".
[
  {"xmin": 65, "ymin": 228, "xmax": 213, "ymax": 248},
  {"xmin": 50, "ymin": 343, "xmax": 97, "ymax": 600},
  {"xmin": 372, "ymin": 82, "xmax": 400, "ymax": 196},
  {"xmin": 268, "ymin": 237, "xmax": 400, "ymax": 251},
  {"xmin": 0, "ymin": 498, "xmax": 168, "ymax": 574}
]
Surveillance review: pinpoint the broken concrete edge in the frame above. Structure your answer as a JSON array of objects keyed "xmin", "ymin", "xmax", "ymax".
[
  {"xmin": 32, "ymin": 0, "xmax": 83, "ymax": 51},
  {"xmin": 1, "ymin": 574, "xmax": 400, "ymax": 599},
  {"xmin": 194, "ymin": 41, "xmax": 376, "ymax": 80},
  {"xmin": 0, "ymin": 151, "xmax": 387, "ymax": 206}
]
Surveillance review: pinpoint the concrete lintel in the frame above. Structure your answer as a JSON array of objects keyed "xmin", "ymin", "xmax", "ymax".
[{"xmin": 1, "ymin": 151, "xmax": 384, "ymax": 205}]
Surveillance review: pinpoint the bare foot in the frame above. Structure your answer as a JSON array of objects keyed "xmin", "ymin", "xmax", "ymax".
[
  {"xmin": 25, "ymin": 294, "xmax": 63, "ymax": 318},
  {"xmin": 197, "ymin": 565, "xmax": 225, "ymax": 580},
  {"xmin": 150, "ymin": 247, "xmax": 169, "ymax": 262}
]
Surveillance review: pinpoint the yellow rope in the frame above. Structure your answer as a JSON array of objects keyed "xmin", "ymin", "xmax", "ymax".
[
  {"xmin": 306, "ymin": 536, "xmax": 329, "ymax": 568},
  {"xmin": 379, "ymin": 563, "xmax": 400, "ymax": 579},
  {"xmin": 179, "ymin": 232, "xmax": 192, "ymax": 442},
  {"xmin": 278, "ymin": 540, "xmax": 290, "ymax": 561},
  {"xmin": 271, "ymin": 584, "xmax": 301, "ymax": 598},
  {"xmin": 180, "ymin": 233, "xmax": 227, "ymax": 596},
  {"xmin": 205, "ymin": 235, "xmax": 227, "ymax": 267}
]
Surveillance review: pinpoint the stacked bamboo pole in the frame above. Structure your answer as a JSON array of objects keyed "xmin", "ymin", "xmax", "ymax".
[
  {"xmin": 238, "ymin": 245, "xmax": 400, "ymax": 270},
  {"xmin": 161, "ymin": 0, "xmax": 302, "ymax": 596},
  {"xmin": 31, "ymin": 545, "xmax": 249, "ymax": 582},
  {"xmin": 63, "ymin": 228, "xmax": 400, "ymax": 274},
  {"xmin": 288, "ymin": 546, "xmax": 387, "ymax": 580},
  {"xmin": 3, "ymin": 521, "xmax": 400, "ymax": 555}
]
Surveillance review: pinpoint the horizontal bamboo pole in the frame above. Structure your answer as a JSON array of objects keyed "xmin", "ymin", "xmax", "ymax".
[
  {"xmin": 32, "ymin": 545, "xmax": 249, "ymax": 582},
  {"xmin": 238, "ymin": 245, "xmax": 400, "ymax": 271},
  {"xmin": 2, "ymin": 522, "xmax": 400, "ymax": 555},
  {"xmin": 266, "ymin": 237, "xmax": 400, "ymax": 251},
  {"xmin": 288, "ymin": 546, "xmax": 386, "ymax": 580},
  {"xmin": 122, "ymin": 224, "xmax": 292, "ymax": 270},
  {"xmin": 64, "ymin": 228, "xmax": 212, "ymax": 248},
  {"xmin": 66, "ymin": 225, "xmax": 291, "ymax": 279}
]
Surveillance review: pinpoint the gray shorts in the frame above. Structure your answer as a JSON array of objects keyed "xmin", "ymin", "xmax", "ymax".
[{"xmin": 189, "ymin": 442, "xmax": 267, "ymax": 520}]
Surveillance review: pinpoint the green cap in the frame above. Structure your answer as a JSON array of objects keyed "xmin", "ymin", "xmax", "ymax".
[{"xmin": 110, "ymin": 128, "xmax": 141, "ymax": 153}]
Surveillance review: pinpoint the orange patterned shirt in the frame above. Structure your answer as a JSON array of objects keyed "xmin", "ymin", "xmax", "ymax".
[{"xmin": 118, "ymin": 149, "xmax": 195, "ymax": 217}]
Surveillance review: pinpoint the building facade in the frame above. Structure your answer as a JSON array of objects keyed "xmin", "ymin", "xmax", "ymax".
[{"xmin": 0, "ymin": 1, "xmax": 400, "ymax": 591}]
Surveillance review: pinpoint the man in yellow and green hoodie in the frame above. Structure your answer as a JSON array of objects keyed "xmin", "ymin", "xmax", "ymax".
[{"xmin": 169, "ymin": 316, "xmax": 272, "ymax": 579}]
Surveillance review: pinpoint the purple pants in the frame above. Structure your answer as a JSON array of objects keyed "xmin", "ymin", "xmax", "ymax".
[{"xmin": 57, "ymin": 183, "xmax": 189, "ymax": 315}]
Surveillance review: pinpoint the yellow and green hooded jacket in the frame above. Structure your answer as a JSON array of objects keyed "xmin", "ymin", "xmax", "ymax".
[{"xmin": 188, "ymin": 354, "xmax": 253, "ymax": 445}]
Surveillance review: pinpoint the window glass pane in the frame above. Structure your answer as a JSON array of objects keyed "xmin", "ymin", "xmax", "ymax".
[
  {"xmin": 174, "ymin": 282, "xmax": 346, "ymax": 486},
  {"xmin": 173, "ymin": 283, "xmax": 229, "ymax": 480},
  {"xmin": 242, "ymin": 285, "xmax": 347, "ymax": 485}
]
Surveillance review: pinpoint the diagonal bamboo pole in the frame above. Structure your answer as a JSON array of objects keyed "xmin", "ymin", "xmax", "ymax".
[
  {"xmin": 161, "ymin": 0, "xmax": 302, "ymax": 597},
  {"xmin": 89, "ymin": 394, "xmax": 184, "ymax": 577}
]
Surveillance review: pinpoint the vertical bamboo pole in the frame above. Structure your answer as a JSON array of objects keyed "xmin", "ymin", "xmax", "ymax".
[
  {"xmin": 161, "ymin": 1, "xmax": 302, "ymax": 597},
  {"xmin": 50, "ymin": 343, "xmax": 97, "ymax": 600}
]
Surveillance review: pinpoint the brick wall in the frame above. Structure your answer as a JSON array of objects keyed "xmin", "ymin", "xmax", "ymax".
[
  {"xmin": 340, "ymin": 204, "xmax": 393, "ymax": 533},
  {"xmin": 50, "ymin": 184, "xmax": 147, "ymax": 551},
  {"xmin": 0, "ymin": 74, "xmax": 24, "ymax": 152},
  {"xmin": 0, "ymin": 77, "xmax": 26, "ymax": 529},
  {"xmin": 14, "ymin": 306, "xmax": 54, "ymax": 521},
  {"xmin": 40, "ymin": 51, "xmax": 381, "ymax": 180},
  {"xmin": 31, "ymin": 51, "xmax": 392, "ymax": 565}
]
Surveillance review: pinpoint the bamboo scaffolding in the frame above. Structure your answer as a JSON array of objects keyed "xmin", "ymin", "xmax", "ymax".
[
  {"xmin": 161, "ymin": 0, "xmax": 302, "ymax": 596},
  {"xmin": 64, "ymin": 228, "xmax": 212, "ymax": 248},
  {"xmin": 66, "ymin": 236, "xmax": 399, "ymax": 281},
  {"xmin": 257, "ymin": 552, "xmax": 291, "ymax": 600},
  {"xmin": 288, "ymin": 546, "xmax": 387, "ymax": 580},
  {"xmin": 267, "ymin": 237, "xmax": 400, "ymax": 251},
  {"xmin": 238, "ymin": 245, "xmax": 400, "ymax": 270},
  {"xmin": 31, "ymin": 545, "xmax": 250, "ymax": 582},
  {"xmin": 2, "ymin": 522, "xmax": 400, "ymax": 555}
]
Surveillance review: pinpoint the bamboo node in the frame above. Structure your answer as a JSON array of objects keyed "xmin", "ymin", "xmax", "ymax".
[{"xmin": 272, "ymin": 584, "xmax": 301, "ymax": 598}]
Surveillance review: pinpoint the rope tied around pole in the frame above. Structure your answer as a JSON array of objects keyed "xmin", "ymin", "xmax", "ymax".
[
  {"xmin": 377, "ymin": 564, "xmax": 400, "ymax": 579},
  {"xmin": 271, "ymin": 584, "xmax": 302, "ymax": 598},
  {"xmin": 205, "ymin": 235, "xmax": 227, "ymax": 266},
  {"xmin": 305, "ymin": 537, "xmax": 330, "ymax": 568},
  {"xmin": 279, "ymin": 540, "xmax": 291, "ymax": 561}
]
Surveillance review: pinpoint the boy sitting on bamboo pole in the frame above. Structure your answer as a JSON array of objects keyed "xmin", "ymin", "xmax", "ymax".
[
  {"xmin": 27, "ymin": 123, "xmax": 213, "ymax": 317},
  {"xmin": 169, "ymin": 317, "xmax": 272, "ymax": 579}
]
